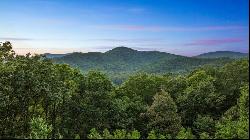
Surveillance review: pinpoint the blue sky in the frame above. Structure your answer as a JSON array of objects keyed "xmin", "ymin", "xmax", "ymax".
[{"xmin": 0, "ymin": 0, "xmax": 249, "ymax": 56}]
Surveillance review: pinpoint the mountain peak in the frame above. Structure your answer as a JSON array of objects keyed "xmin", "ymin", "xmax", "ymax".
[{"xmin": 106, "ymin": 46, "xmax": 137, "ymax": 54}]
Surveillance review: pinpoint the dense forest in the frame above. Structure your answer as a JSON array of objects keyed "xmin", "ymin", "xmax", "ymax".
[
  {"xmin": 52, "ymin": 47, "xmax": 248, "ymax": 84},
  {"xmin": 0, "ymin": 41, "xmax": 249, "ymax": 139}
]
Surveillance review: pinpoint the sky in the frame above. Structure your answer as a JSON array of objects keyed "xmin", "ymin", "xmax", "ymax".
[{"xmin": 0, "ymin": 0, "xmax": 249, "ymax": 56}]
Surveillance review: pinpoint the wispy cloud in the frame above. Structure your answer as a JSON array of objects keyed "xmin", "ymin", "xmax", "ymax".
[
  {"xmin": 78, "ymin": 6, "xmax": 146, "ymax": 17},
  {"xmin": 184, "ymin": 38, "xmax": 245, "ymax": 46},
  {"xmin": 0, "ymin": 37, "xmax": 72, "ymax": 42},
  {"xmin": 0, "ymin": 37, "xmax": 34, "ymax": 41},
  {"xmin": 92, "ymin": 25, "xmax": 248, "ymax": 32},
  {"xmin": 86, "ymin": 39, "xmax": 127, "ymax": 42},
  {"xmin": 86, "ymin": 38, "xmax": 164, "ymax": 43},
  {"xmin": 1, "ymin": 37, "xmax": 164, "ymax": 43}
]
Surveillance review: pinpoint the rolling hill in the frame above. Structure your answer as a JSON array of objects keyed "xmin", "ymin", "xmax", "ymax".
[
  {"xmin": 50, "ymin": 47, "xmax": 246, "ymax": 84},
  {"xmin": 195, "ymin": 51, "xmax": 248, "ymax": 59}
]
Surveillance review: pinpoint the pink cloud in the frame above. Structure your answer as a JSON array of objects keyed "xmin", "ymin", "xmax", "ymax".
[
  {"xmin": 93, "ymin": 25, "xmax": 248, "ymax": 32},
  {"xmin": 184, "ymin": 38, "xmax": 245, "ymax": 46}
]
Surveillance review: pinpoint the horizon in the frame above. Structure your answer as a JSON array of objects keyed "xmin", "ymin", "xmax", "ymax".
[
  {"xmin": 43, "ymin": 46, "xmax": 249, "ymax": 57},
  {"xmin": 0, "ymin": 0, "xmax": 249, "ymax": 56}
]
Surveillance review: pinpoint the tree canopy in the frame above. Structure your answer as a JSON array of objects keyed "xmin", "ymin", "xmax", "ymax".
[{"xmin": 0, "ymin": 42, "xmax": 249, "ymax": 139}]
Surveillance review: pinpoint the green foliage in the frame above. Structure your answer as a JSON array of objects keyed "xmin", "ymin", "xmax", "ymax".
[
  {"xmin": 238, "ymin": 85, "xmax": 249, "ymax": 117},
  {"xmin": 85, "ymin": 71, "xmax": 113, "ymax": 92},
  {"xmin": 176, "ymin": 127, "xmax": 196, "ymax": 139},
  {"xmin": 86, "ymin": 128, "xmax": 142, "ymax": 139},
  {"xmin": 127, "ymin": 130, "xmax": 141, "ymax": 139},
  {"xmin": 109, "ymin": 74, "xmax": 162, "ymax": 132},
  {"xmin": 113, "ymin": 129, "xmax": 127, "ymax": 139},
  {"xmin": 29, "ymin": 117, "xmax": 52, "ymax": 139},
  {"xmin": 218, "ymin": 59, "xmax": 249, "ymax": 110},
  {"xmin": 162, "ymin": 75, "xmax": 187, "ymax": 102},
  {"xmin": 116, "ymin": 73, "xmax": 165, "ymax": 104},
  {"xmin": 178, "ymin": 70, "xmax": 222, "ymax": 126},
  {"xmin": 0, "ymin": 41, "xmax": 15, "ymax": 61},
  {"xmin": 87, "ymin": 128, "xmax": 102, "ymax": 139},
  {"xmin": 199, "ymin": 132, "xmax": 210, "ymax": 139},
  {"xmin": 60, "ymin": 70, "xmax": 113, "ymax": 138},
  {"xmin": 147, "ymin": 130, "xmax": 157, "ymax": 139},
  {"xmin": 74, "ymin": 134, "xmax": 80, "ymax": 139},
  {"xmin": 158, "ymin": 134, "xmax": 166, "ymax": 139},
  {"xmin": 147, "ymin": 91, "xmax": 181, "ymax": 136},
  {"xmin": 193, "ymin": 115, "xmax": 215, "ymax": 136},
  {"xmin": 102, "ymin": 129, "xmax": 112, "ymax": 139},
  {"xmin": 215, "ymin": 117, "xmax": 243, "ymax": 139},
  {"xmin": 0, "ymin": 42, "xmax": 249, "ymax": 139},
  {"xmin": 109, "ymin": 95, "xmax": 146, "ymax": 131},
  {"xmin": 53, "ymin": 47, "xmax": 235, "ymax": 84},
  {"xmin": 215, "ymin": 84, "xmax": 249, "ymax": 139}
]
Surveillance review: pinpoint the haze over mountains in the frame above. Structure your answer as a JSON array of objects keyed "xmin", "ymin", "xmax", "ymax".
[
  {"xmin": 47, "ymin": 47, "xmax": 248, "ymax": 84},
  {"xmin": 45, "ymin": 47, "xmax": 248, "ymax": 59},
  {"xmin": 195, "ymin": 51, "xmax": 249, "ymax": 59}
]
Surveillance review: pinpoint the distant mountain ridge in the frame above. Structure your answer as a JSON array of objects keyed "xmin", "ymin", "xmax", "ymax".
[
  {"xmin": 45, "ymin": 48, "xmax": 248, "ymax": 59},
  {"xmin": 195, "ymin": 51, "xmax": 248, "ymax": 59},
  {"xmin": 44, "ymin": 53, "xmax": 70, "ymax": 58},
  {"xmin": 50, "ymin": 47, "xmax": 246, "ymax": 84},
  {"xmin": 52, "ymin": 47, "xmax": 183, "ymax": 73}
]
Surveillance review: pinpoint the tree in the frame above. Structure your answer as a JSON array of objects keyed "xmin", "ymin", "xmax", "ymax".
[
  {"xmin": 147, "ymin": 130, "xmax": 157, "ymax": 139},
  {"xmin": 0, "ymin": 41, "xmax": 15, "ymax": 62},
  {"xmin": 146, "ymin": 90, "xmax": 181, "ymax": 136},
  {"xmin": 61, "ymin": 71, "xmax": 113, "ymax": 138},
  {"xmin": 176, "ymin": 127, "xmax": 195, "ymax": 139},
  {"xmin": 102, "ymin": 129, "xmax": 113, "ymax": 139},
  {"xmin": 87, "ymin": 128, "xmax": 141, "ymax": 139},
  {"xmin": 162, "ymin": 75, "xmax": 187, "ymax": 102},
  {"xmin": 193, "ymin": 115, "xmax": 215, "ymax": 137},
  {"xmin": 216, "ymin": 59, "xmax": 249, "ymax": 113},
  {"xmin": 87, "ymin": 128, "xmax": 102, "ymax": 139},
  {"xmin": 126, "ymin": 130, "xmax": 141, "ymax": 139},
  {"xmin": 116, "ymin": 73, "xmax": 165, "ymax": 105},
  {"xmin": 29, "ymin": 117, "xmax": 52, "ymax": 139},
  {"xmin": 178, "ymin": 70, "xmax": 222, "ymax": 126},
  {"xmin": 109, "ymin": 95, "xmax": 147, "ymax": 132},
  {"xmin": 113, "ymin": 129, "xmax": 127, "ymax": 139},
  {"xmin": 215, "ymin": 84, "xmax": 249, "ymax": 139},
  {"xmin": 199, "ymin": 132, "xmax": 211, "ymax": 139},
  {"xmin": 110, "ymin": 74, "xmax": 156, "ymax": 134},
  {"xmin": 0, "ymin": 41, "xmax": 249, "ymax": 139},
  {"xmin": 0, "ymin": 43, "xmax": 83, "ymax": 138}
]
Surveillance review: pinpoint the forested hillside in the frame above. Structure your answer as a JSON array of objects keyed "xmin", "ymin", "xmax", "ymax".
[
  {"xmin": 52, "ymin": 47, "xmax": 238, "ymax": 84},
  {"xmin": 1, "ymin": 42, "xmax": 249, "ymax": 139},
  {"xmin": 196, "ymin": 51, "xmax": 248, "ymax": 59}
]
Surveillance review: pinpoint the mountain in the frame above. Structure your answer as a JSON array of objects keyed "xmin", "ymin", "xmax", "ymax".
[
  {"xmin": 52, "ymin": 47, "xmax": 182, "ymax": 73},
  {"xmin": 195, "ymin": 51, "xmax": 248, "ymax": 59},
  {"xmin": 51, "ymin": 47, "xmax": 236, "ymax": 84}
]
